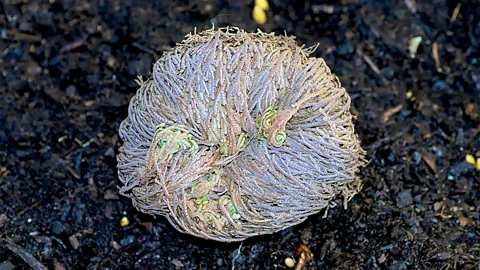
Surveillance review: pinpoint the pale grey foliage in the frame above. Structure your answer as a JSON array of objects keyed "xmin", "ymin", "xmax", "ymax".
[{"xmin": 117, "ymin": 27, "xmax": 366, "ymax": 242}]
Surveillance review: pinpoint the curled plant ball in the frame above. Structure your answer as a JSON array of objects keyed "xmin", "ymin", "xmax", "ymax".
[{"xmin": 117, "ymin": 27, "xmax": 367, "ymax": 242}]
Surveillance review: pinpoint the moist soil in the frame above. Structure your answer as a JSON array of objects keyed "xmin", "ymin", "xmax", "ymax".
[{"xmin": 1, "ymin": 0, "xmax": 479, "ymax": 269}]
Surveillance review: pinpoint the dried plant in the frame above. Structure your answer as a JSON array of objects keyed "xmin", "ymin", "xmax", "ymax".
[{"xmin": 117, "ymin": 27, "xmax": 366, "ymax": 242}]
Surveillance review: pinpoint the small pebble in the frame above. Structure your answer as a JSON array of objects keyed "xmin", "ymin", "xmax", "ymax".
[
  {"xmin": 252, "ymin": 6, "xmax": 267, "ymax": 25},
  {"xmin": 432, "ymin": 80, "xmax": 447, "ymax": 91},
  {"xmin": 255, "ymin": 0, "xmax": 269, "ymax": 10},
  {"xmin": 378, "ymin": 253, "xmax": 387, "ymax": 264},
  {"xmin": 65, "ymin": 85, "xmax": 77, "ymax": 96},
  {"xmin": 0, "ymin": 214, "xmax": 9, "ymax": 228},
  {"xmin": 106, "ymin": 57, "xmax": 116, "ymax": 68},
  {"xmin": 397, "ymin": 191, "xmax": 413, "ymax": 207},
  {"xmin": 0, "ymin": 261, "xmax": 15, "ymax": 270},
  {"xmin": 433, "ymin": 201, "xmax": 443, "ymax": 211},
  {"xmin": 456, "ymin": 128, "xmax": 465, "ymax": 145},
  {"xmin": 104, "ymin": 147, "xmax": 115, "ymax": 158},
  {"xmin": 120, "ymin": 234, "xmax": 136, "ymax": 246},
  {"xmin": 465, "ymin": 154, "xmax": 475, "ymax": 165},
  {"xmin": 51, "ymin": 221, "xmax": 65, "ymax": 235},
  {"xmin": 120, "ymin": 216, "xmax": 130, "ymax": 227},
  {"xmin": 104, "ymin": 189, "xmax": 119, "ymax": 200},
  {"xmin": 284, "ymin": 257, "xmax": 295, "ymax": 268},
  {"xmin": 390, "ymin": 260, "xmax": 407, "ymax": 270},
  {"xmin": 110, "ymin": 240, "xmax": 121, "ymax": 250},
  {"xmin": 104, "ymin": 202, "xmax": 113, "ymax": 219},
  {"xmin": 300, "ymin": 227, "xmax": 312, "ymax": 244},
  {"xmin": 413, "ymin": 151, "xmax": 422, "ymax": 165},
  {"xmin": 337, "ymin": 40, "xmax": 354, "ymax": 56},
  {"xmin": 408, "ymin": 36, "xmax": 422, "ymax": 58},
  {"xmin": 383, "ymin": 67, "xmax": 394, "ymax": 80}
]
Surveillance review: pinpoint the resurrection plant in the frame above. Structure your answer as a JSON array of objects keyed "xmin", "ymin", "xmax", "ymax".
[{"xmin": 117, "ymin": 27, "xmax": 367, "ymax": 242}]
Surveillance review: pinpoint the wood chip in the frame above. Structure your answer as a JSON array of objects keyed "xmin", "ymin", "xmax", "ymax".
[
  {"xmin": 84, "ymin": 100, "xmax": 95, "ymax": 107},
  {"xmin": 413, "ymin": 121, "xmax": 432, "ymax": 139},
  {"xmin": 465, "ymin": 103, "xmax": 478, "ymax": 121},
  {"xmin": 53, "ymin": 260, "xmax": 66, "ymax": 270},
  {"xmin": 420, "ymin": 149, "xmax": 438, "ymax": 174},
  {"xmin": 43, "ymin": 85, "xmax": 66, "ymax": 104},
  {"xmin": 68, "ymin": 234, "xmax": 80, "ymax": 250},
  {"xmin": 458, "ymin": 214, "xmax": 469, "ymax": 227}
]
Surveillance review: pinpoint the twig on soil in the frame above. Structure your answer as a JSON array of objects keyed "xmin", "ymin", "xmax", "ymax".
[
  {"xmin": 5, "ymin": 29, "xmax": 42, "ymax": 42},
  {"xmin": 231, "ymin": 241, "xmax": 243, "ymax": 270},
  {"xmin": 17, "ymin": 201, "xmax": 42, "ymax": 217},
  {"xmin": 366, "ymin": 137, "xmax": 390, "ymax": 151},
  {"xmin": 51, "ymin": 237, "xmax": 67, "ymax": 249},
  {"xmin": 3, "ymin": 239, "xmax": 48, "ymax": 270},
  {"xmin": 58, "ymin": 159, "xmax": 80, "ymax": 180},
  {"xmin": 132, "ymin": 42, "xmax": 155, "ymax": 55},
  {"xmin": 74, "ymin": 138, "xmax": 95, "ymax": 148},
  {"xmin": 59, "ymin": 39, "xmax": 86, "ymax": 54},
  {"xmin": 436, "ymin": 204, "xmax": 453, "ymax": 219},
  {"xmin": 432, "ymin": 41, "xmax": 442, "ymax": 72},
  {"xmin": 404, "ymin": 0, "xmax": 416, "ymax": 14},
  {"xmin": 450, "ymin": 3, "xmax": 461, "ymax": 23},
  {"xmin": 356, "ymin": 45, "xmax": 393, "ymax": 90},
  {"xmin": 381, "ymin": 105, "xmax": 403, "ymax": 123},
  {"xmin": 362, "ymin": 54, "xmax": 381, "ymax": 76}
]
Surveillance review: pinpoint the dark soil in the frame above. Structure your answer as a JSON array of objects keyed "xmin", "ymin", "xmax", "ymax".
[{"xmin": 1, "ymin": 0, "xmax": 479, "ymax": 269}]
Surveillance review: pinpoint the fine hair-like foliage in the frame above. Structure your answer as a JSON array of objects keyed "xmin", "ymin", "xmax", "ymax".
[{"xmin": 117, "ymin": 27, "xmax": 366, "ymax": 242}]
